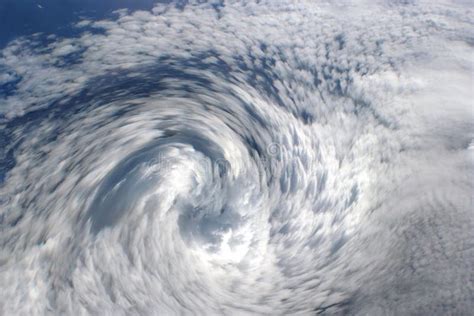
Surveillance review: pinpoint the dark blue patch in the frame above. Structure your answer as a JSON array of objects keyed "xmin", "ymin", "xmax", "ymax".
[
  {"xmin": 0, "ymin": 71, "xmax": 22, "ymax": 98},
  {"xmin": 0, "ymin": 0, "xmax": 168, "ymax": 48}
]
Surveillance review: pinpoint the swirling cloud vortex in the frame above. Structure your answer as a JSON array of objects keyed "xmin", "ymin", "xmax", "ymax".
[{"xmin": 1, "ymin": 1, "xmax": 473, "ymax": 315}]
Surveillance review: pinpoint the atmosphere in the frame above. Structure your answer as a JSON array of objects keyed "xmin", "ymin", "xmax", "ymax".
[{"xmin": 0, "ymin": 1, "xmax": 473, "ymax": 315}]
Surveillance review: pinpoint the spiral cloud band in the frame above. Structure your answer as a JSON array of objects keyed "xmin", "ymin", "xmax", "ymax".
[{"xmin": 0, "ymin": 0, "xmax": 473, "ymax": 314}]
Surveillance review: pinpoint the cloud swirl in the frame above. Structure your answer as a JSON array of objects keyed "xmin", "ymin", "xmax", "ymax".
[{"xmin": 0, "ymin": 1, "xmax": 473, "ymax": 314}]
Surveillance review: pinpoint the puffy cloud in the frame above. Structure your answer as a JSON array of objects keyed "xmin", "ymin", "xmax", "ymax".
[{"xmin": 0, "ymin": 0, "xmax": 472, "ymax": 315}]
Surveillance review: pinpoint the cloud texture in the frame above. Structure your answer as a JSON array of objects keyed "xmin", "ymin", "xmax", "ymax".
[{"xmin": 0, "ymin": 0, "xmax": 473, "ymax": 314}]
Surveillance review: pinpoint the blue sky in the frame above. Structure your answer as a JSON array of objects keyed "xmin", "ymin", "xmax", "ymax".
[{"xmin": 0, "ymin": 0, "xmax": 166, "ymax": 48}]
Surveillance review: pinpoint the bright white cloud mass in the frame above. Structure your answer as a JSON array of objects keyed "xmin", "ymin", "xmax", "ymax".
[{"xmin": 0, "ymin": 0, "xmax": 473, "ymax": 315}]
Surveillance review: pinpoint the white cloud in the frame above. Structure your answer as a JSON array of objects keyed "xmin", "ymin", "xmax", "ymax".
[{"xmin": 0, "ymin": 0, "xmax": 472, "ymax": 315}]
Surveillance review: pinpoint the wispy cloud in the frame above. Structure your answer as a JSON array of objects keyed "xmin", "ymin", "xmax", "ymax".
[{"xmin": 0, "ymin": 1, "xmax": 472, "ymax": 314}]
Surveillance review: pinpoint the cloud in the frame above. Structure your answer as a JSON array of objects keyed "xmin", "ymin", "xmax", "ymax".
[{"xmin": 0, "ymin": 0, "xmax": 472, "ymax": 315}]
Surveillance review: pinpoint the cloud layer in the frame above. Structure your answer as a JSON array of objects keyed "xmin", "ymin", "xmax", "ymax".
[{"xmin": 0, "ymin": 0, "xmax": 473, "ymax": 314}]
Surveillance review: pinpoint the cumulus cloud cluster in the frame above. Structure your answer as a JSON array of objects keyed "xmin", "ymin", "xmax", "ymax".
[{"xmin": 0, "ymin": 0, "xmax": 473, "ymax": 315}]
